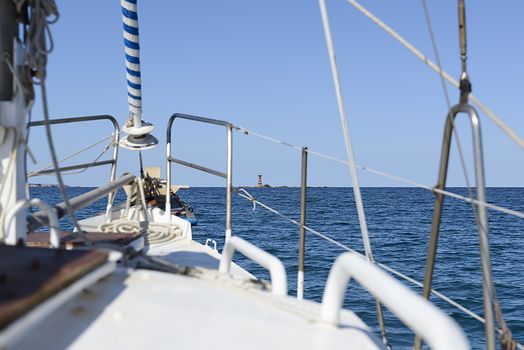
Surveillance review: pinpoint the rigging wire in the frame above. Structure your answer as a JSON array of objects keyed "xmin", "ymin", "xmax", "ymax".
[
  {"xmin": 452, "ymin": 2, "xmax": 512, "ymax": 348},
  {"xmin": 420, "ymin": 0, "xmax": 452, "ymax": 110},
  {"xmin": 344, "ymin": 0, "xmax": 524, "ymax": 151},
  {"xmin": 417, "ymin": 2, "xmax": 488, "ymax": 348},
  {"xmin": 419, "ymin": 0, "xmax": 476, "ymax": 207},
  {"xmin": 234, "ymin": 126, "xmax": 524, "ymax": 220},
  {"xmin": 27, "ymin": 135, "xmax": 113, "ymax": 177},
  {"xmin": 40, "ymin": 81, "xmax": 85, "ymax": 236},
  {"xmin": 318, "ymin": 0, "xmax": 389, "ymax": 346},
  {"xmin": 52, "ymin": 142, "xmax": 113, "ymax": 176},
  {"xmin": 236, "ymin": 189, "xmax": 524, "ymax": 350},
  {"xmin": 16, "ymin": 0, "xmax": 88, "ymax": 238}
]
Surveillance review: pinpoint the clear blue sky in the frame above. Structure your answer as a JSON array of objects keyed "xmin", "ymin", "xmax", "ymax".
[{"xmin": 29, "ymin": 0, "xmax": 524, "ymax": 187}]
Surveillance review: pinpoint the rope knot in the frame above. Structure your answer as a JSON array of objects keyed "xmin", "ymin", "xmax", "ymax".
[{"xmin": 500, "ymin": 327, "xmax": 516, "ymax": 350}]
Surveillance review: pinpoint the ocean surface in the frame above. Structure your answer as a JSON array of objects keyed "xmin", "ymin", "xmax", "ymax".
[{"xmin": 30, "ymin": 186, "xmax": 524, "ymax": 349}]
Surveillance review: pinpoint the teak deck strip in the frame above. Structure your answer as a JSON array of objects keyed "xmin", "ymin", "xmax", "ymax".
[
  {"xmin": 0, "ymin": 245, "xmax": 108, "ymax": 329},
  {"xmin": 26, "ymin": 230, "xmax": 142, "ymax": 249}
]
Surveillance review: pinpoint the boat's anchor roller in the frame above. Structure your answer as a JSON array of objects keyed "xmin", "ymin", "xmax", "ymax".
[{"xmin": 119, "ymin": 0, "xmax": 158, "ymax": 151}]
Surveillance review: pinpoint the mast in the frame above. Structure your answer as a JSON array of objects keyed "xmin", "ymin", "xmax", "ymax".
[
  {"xmin": 119, "ymin": 0, "xmax": 158, "ymax": 151},
  {"xmin": 0, "ymin": 0, "xmax": 29, "ymax": 244}
]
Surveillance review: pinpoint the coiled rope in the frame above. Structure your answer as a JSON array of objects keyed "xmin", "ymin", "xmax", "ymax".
[
  {"xmin": 99, "ymin": 220, "xmax": 182, "ymax": 245},
  {"xmin": 101, "ymin": 177, "xmax": 182, "ymax": 245}
]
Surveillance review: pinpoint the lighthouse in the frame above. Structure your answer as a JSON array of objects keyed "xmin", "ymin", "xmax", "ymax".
[{"xmin": 257, "ymin": 175, "xmax": 263, "ymax": 188}]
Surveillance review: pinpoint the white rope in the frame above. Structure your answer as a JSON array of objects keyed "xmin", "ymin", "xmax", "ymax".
[
  {"xmin": 318, "ymin": 0, "xmax": 375, "ymax": 262},
  {"xmin": 28, "ymin": 135, "xmax": 112, "ymax": 177},
  {"xmin": 235, "ymin": 126, "xmax": 524, "ymax": 220},
  {"xmin": 344, "ymin": 0, "xmax": 524, "ymax": 150},
  {"xmin": 236, "ymin": 189, "xmax": 524, "ymax": 349},
  {"xmin": 99, "ymin": 220, "xmax": 182, "ymax": 245}
]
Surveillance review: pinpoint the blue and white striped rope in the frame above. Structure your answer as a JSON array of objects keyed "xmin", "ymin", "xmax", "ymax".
[{"xmin": 121, "ymin": 0, "xmax": 142, "ymax": 118}]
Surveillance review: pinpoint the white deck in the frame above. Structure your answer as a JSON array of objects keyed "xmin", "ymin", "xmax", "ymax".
[
  {"xmin": 10, "ymin": 267, "xmax": 383, "ymax": 350},
  {"xmin": 4, "ymin": 200, "xmax": 384, "ymax": 349},
  {"xmin": 147, "ymin": 237, "xmax": 254, "ymax": 279}
]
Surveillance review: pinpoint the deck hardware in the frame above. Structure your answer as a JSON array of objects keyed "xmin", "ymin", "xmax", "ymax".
[
  {"xmin": 415, "ymin": 1, "xmax": 497, "ymax": 349},
  {"xmin": 219, "ymin": 236, "xmax": 287, "ymax": 296},
  {"xmin": 417, "ymin": 103, "xmax": 495, "ymax": 350},
  {"xmin": 205, "ymin": 239, "xmax": 217, "ymax": 251},
  {"xmin": 297, "ymin": 147, "xmax": 307, "ymax": 300},
  {"xmin": 321, "ymin": 252, "xmax": 469, "ymax": 350}
]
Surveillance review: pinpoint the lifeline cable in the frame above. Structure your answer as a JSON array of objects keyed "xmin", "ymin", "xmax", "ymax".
[
  {"xmin": 236, "ymin": 188, "xmax": 524, "ymax": 350},
  {"xmin": 28, "ymin": 135, "xmax": 112, "ymax": 177},
  {"xmin": 234, "ymin": 125, "xmax": 524, "ymax": 220}
]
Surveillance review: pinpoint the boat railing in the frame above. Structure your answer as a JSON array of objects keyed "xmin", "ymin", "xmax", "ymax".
[
  {"xmin": 231, "ymin": 125, "xmax": 524, "ymax": 349},
  {"xmin": 321, "ymin": 252, "xmax": 469, "ymax": 350},
  {"xmin": 166, "ymin": 113, "xmax": 233, "ymax": 239},
  {"xmin": 27, "ymin": 115, "xmax": 120, "ymax": 216},
  {"xmin": 219, "ymin": 236, "xmax": 287, "ymax": 296},
  {"xmin": 164, "ymin": 111, "xmax": 524, "ymax": 348}
]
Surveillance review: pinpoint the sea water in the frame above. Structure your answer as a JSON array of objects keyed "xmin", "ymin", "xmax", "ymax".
[{"xmin": 30, "ymin": 187, "xmax": 524, "ymax": 349}]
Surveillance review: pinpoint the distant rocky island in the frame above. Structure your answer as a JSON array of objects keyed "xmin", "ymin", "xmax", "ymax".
[
  {"xmin": 257, "ymin": 183, "xmax": 272, "ymax": 188},
  {"xmin": 28, "ymin": 183, "xmax": 61, "ymax": 188}
]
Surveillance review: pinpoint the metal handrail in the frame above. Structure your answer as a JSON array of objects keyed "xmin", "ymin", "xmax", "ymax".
[
  {"xmin": 27, "ymin": 115, "xmax": 120, "ymax": 217},
  {"xmin": 219, "ymin": 236, "xmax": 288, "ymax": 296},
  {"xmin": 167, "ymin": 113, "xmax": 233, "ymax": 240},
  {"xmin": 321, "ymin": 252, "xmax": 470, "ymax": 350}
]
